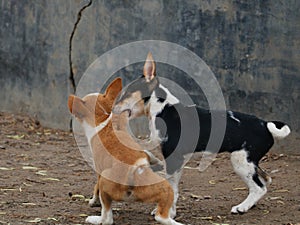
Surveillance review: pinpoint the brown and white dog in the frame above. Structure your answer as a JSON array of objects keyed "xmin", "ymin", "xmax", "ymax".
[
  {"xmin": 68, "ymin": 78, "xmax": 184, "ymax": 225},
  {"xmin": 113, "ymin": 53, "xmax": 291, "ymax": 217}
]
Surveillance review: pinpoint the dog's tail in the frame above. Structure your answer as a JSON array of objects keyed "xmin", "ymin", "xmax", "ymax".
[{"xmin": 267, "ymin": 121, "xmax": 291, "ymax": 140}]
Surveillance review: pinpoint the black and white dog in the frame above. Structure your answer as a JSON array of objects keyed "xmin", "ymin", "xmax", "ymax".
[{"xmin": 113, "ymin": 53, "xmax": 291, "ymax": 217}]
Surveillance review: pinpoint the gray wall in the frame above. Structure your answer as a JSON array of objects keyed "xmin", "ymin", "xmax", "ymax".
[{"xmin": 1, "ymin": 1, "xmax": 299, "ymax": 148}]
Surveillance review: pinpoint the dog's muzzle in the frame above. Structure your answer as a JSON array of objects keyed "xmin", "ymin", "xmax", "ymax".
[{"xmin": 113, "ymin": 106, "xmax": 132, "ymax": 117}]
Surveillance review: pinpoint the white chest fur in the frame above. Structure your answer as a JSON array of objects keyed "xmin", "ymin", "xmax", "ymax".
[
  {"xmin": 82, "ymin": 114, "xmax": 112, "ymax": 147},
  {"xmin": 148, "ymin": 84, "xmax": 179, "ymax": 142}
]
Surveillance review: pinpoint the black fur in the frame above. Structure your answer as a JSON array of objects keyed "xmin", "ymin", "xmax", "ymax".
[
  {"xmin": 116, "ymin": 75, "xmax": 289, "ymax": 191},
  {"xmin": 155, "ymin": 100, "xmax": 275, "ymax": 175}
]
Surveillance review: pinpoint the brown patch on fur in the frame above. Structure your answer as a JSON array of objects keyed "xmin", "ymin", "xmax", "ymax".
[{"xmin": 69, "ymin": 78, "xmax": 175, "ymax": 221}]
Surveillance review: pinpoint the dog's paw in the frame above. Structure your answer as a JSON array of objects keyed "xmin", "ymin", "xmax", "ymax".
[
  {"xmin": 86, "ymin": 216, "xmax": 102, "ymax": 224},
  {"xmin": 231, "ymin": 204, "xmax": 250, "ymax": 214},
  {"xmin": 88, "ymin": 196, "xmax": 101, "ymax": 207},
  {"xmin": 169, "ymin": 207, "xmax": 177, "ymax": 219},
  {"xmin": 151, "ymin": 207, "xmax": 157, "ymax": 216}
]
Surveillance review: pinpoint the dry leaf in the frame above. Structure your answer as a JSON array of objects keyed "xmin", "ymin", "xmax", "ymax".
[
  {"xmin": 22, "ymin": 203, "xmax": 36, "ymax": 206},
  {"xmin": 232, "ymin": 187, "xmax": 247, "ymax": 191},
  {"xmin": 26, "ymin": 218, "xmax": 42, "ymax": 223},
  {"xmin": 190, "ymin": 194, "xmax": 204, "ymax": 200},
  {"xmin": 0, "ymin": 212, "xmax": 6, "ymax": 215},
  {"xmin": 267, "ymin": 196, "xmax": 283, "ymax": 201},
  {"xmin": 41, "ymin": 177, "xmax": 60, "ymax": 181},
  {"xmin": 273, "ymin": 189, "xmax": 289, "ymax": 193},
  {"xmin": 0, "ymin": 167, "xmax": 14, "ymax": 171},
  {"xmin": 22, "ymin": 166, "xmax": 39, "ymax": 170},
  {"xmin": 270, "ymin": 169, "xmax": 280, "ymax": 174},
  {"xmin": 79, "ymin": 214, "xmax": 88, "ymax": 217},
  {"xmin": 1, "ymin": 188, "xmax": 17, "ymax": 191},
  {"xmin": 35, "ymin": 170, "xmax": 47, "ymax": 176},
  {"xmin": 7, "ymin": 134, "xmax": 25, "ymax": 140},
  {"xmin": 47, "ymin": 217, "xmax": 58, "ymax": 221},
  {"xmin": 71, "ymin": 194, "xmax": 86, "ymax": 199},
  {"xmin": 277, "ymin": 200, "xmax": 285, "ymax": 205},
  {"xmin": 216, "ymin": 215, "xmax": 227, "ymax": 220},
  {"xmin": 200, "ymin": 216, "xmax": 213, "ymax": 220},
  {"xmin": 263, "ymin": 210, "xmax": 270, "ymax": 215},
  {"xmin": 209, "ymin": 180, "xmax": 216, "ymax": 185},
  {"xmin": 212, "ymin": 223, "xmax": 230, "ymax": 225},
  {"xmin": 23, "ymin": 182, "xmax": 32, "ymax": 187}
]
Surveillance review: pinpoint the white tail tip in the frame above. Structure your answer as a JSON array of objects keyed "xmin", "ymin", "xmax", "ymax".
[{"xmin": 267, "ymin": 122, "xmax": 291, "ymax": 140}]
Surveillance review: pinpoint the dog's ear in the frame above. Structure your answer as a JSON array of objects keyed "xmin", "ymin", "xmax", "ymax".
[
  {"xmin": 68, "ymin": 95, "xmax": 76, "ymax": 114},
  {"xmin": 143, "ymin": 52, "xmax": 156, "ymax": 82},
  {"xmin": 68, "ymin": 95, "xmax": 86, "ymax": 118},
  {"xmin": 105, "ymin": 77, "xmax": 122, "ymax": 101}
]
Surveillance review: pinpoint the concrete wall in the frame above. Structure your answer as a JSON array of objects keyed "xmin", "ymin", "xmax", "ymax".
[
  {"xmin": 0, "ymin": 1, "xmax": 299, "ymax": 148},
  {"xmin": 0, "ymin": 0, "xmax": 85, "ymax": 129}
]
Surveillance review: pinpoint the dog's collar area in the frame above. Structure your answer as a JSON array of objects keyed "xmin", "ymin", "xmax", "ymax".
[
  {"xmin": 83, "ymin": 113, "xmax": 112, "ymax": 145},
  {"xmin": 97, "ymin": 113, "xmax": 112, "ymax": 131}
]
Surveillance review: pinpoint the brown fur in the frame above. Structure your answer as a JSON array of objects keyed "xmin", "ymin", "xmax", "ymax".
[{"xmin": 68, "ymin": 78, "xmax": 176, "ymax": 222}]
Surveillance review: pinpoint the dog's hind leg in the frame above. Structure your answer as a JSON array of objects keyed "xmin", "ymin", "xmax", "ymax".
[
  {"xmin": 89, "ymin": 175, "xmax": 101, "ymax": 207},
  {"xmin": 86, "ymin": 190, "xmax": 113, "ymax": 225},
  {"xmin": 151, "ymin": 170, "xmax": 183, "ymax": 219},
  {"xmin": 155, "ymin": 215, "xmax": 184, "ymax": 225},
  {"xmin": 99, "ymin": 191, "xmax": 113, "ymax": 225},
  {"xmin": 165, "ymin": 170, "xmax": 183, "ymax": 218},
  {"xmin": 230, "ymin": 149, "xmax": 268, "ymax": 214},
  {"xmin": 155, "ymin": 193, "xmax": 184, "ymax": 225}
]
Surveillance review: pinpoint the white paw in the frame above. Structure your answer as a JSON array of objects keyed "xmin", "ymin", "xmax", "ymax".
[
  {"xmin": 152, "ymin": 207, "xmax": 176, "ymax": 219},
  {"xmin": 231, "ymin": 204, "xmax": 251, "ymax": 214},
  {"xmin": 151, "ymin": 207, "xmax": 157, "ymax": 216},
  {"xmin": 89, "ymin": 196, "xmax": 101, "ymax": 207},
  {"xmin": 86, "ymin": 216, "xmax": 102, "ymax": 224},
  {"xmin": 169, "ymin": 207, "xmax": 176, "ymax": 219}
]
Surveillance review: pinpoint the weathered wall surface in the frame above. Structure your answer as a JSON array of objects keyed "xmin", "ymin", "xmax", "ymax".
[
  {"xmin": 0, "ymin": 0, "xmax": 86, "ymax": 129},
  {"xmin": 0, "ymin": 1, "xmax": 299, "ymax": 150}
]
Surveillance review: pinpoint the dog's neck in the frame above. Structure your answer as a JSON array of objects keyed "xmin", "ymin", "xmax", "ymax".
[
  {"xmin": 146, "ymin": 84, "xmax": 179, "ymax": 142},
  {"xmin": 112, "ymin": 111, "xmax": 130, "ymax": 132},
  {"xmin": 147, "ymin": 84, "xmax": 179, "ymax": 118},
  {"xmin": 82, "ymin": 113, "xmax": 112, "ymax": 146}
]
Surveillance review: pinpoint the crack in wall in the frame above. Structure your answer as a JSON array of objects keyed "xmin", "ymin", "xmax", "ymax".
[
  {"xmin": 69, "ymin": 0, "xmax": 93, "ymax": 93},
  {"xmin": 68, "ymin": 0, "xmax": 93, "ymax": 131}
]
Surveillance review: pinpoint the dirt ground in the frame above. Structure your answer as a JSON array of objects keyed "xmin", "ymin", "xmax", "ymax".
[{"xmin": 0, "ymin": 112, "xmax": 299, "ymax": 225}]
